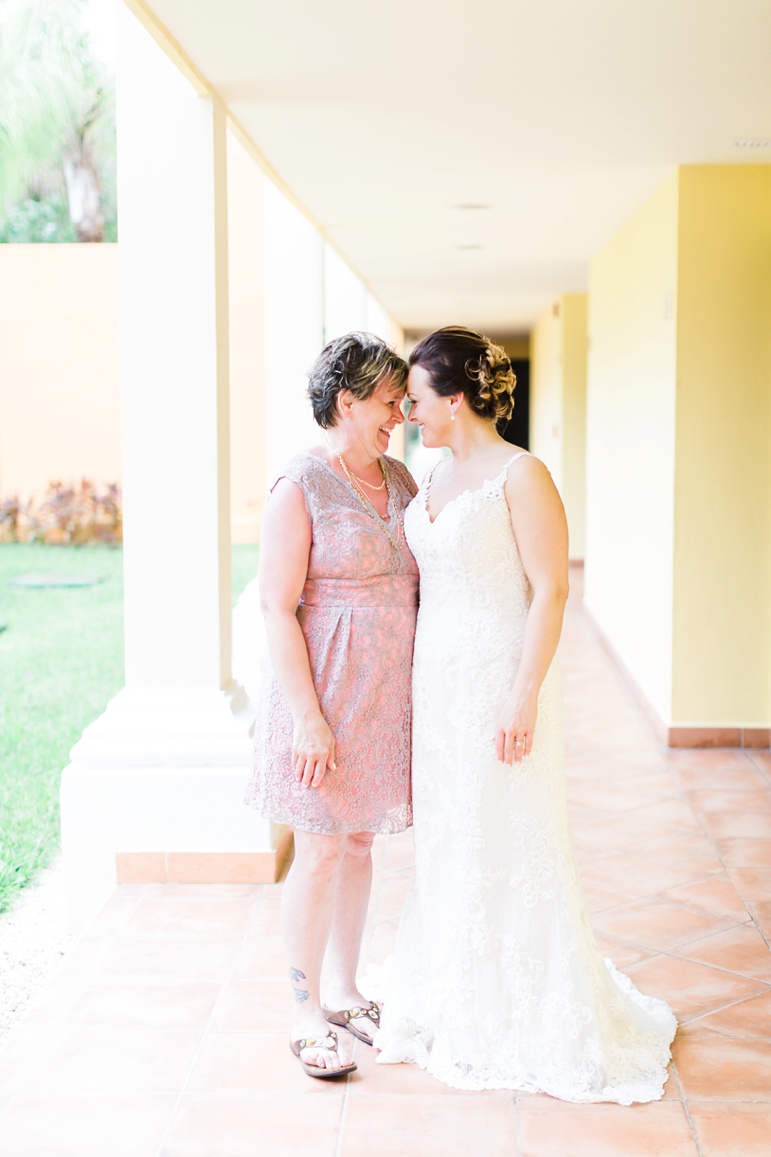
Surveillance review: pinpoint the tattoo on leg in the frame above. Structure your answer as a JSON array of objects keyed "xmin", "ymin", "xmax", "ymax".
[{"xmin": 290, "ymin": 965, "xmax": 309, "ymax": 1003}]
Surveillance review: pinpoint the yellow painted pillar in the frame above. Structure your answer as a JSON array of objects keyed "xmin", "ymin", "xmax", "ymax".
[
  {"xmin": 671, "ymin": 166, "xmax": 771, "ymax": 743},
  {"xmin": 586, "ymin": 166, "xmax": 771, "ymax": 745},
  {"xmin": 530, "ymin": 294, "xmax": 587, "ymax": 560}
]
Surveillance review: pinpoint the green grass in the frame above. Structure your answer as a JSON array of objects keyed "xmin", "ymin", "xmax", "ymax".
[
  {"xmin": 0, "ymin": 542, "xmax": 260, "ymax": 914},
  {"xmin": 231, "ymin": 544, "xmax": 260, "ymax": 605}
]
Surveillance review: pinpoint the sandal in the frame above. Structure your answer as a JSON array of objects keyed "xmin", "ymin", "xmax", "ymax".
[
  {"xmin": 289, "ymin": 1031, "xmax": 357, "ymax": 1079},
  {"xmin": 323, "ymin": 1001, "xmax": 382, "ymax": 1045}
]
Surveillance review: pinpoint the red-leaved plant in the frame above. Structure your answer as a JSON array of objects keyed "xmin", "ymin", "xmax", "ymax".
[{"xmin": 0, "ymin": 481, "xmax": 122, "ymax": 545}]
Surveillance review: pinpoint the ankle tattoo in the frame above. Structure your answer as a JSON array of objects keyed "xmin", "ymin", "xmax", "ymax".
[{"xmin": 289, "ymin": 965, "xmax": 309, "ymax": 1003}]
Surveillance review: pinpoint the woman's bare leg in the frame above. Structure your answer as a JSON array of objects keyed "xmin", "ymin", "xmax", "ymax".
[
  {"xmin": 282, "ymin": 829, "xmax": 353, "ymax": 1070},
  {"xmin": 323, "ymin": 830, "xmax": 379, "ymax": 1039}
]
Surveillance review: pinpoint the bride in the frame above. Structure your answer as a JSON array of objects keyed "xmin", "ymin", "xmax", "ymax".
[{"xmin": 373, "ymin": 326, "xmax": 676, "ymax": 1103}]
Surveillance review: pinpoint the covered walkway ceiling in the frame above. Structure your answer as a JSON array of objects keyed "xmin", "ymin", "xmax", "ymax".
[{"xmin": 141, "ymin": 0, "xmax": 771, "ymax": 336}]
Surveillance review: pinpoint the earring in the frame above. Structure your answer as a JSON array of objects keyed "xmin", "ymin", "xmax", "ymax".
[{"xmin": 450, "ymin": 404, "xmax": 456, "ymax": 422}]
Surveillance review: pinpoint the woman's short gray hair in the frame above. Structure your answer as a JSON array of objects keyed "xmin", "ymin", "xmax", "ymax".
[{"xmin": 307, "ymin": 332, "xmax": 408, "ymax": 429}]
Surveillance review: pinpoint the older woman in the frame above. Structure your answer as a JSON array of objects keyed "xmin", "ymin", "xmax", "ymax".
[
  {"xmin": 374, "ymin": 326, "xmax": 676, "ymax": 1102},
  {"xmin": 245, "ymin": 332, "xmax": 418, "ymax": 1079}
]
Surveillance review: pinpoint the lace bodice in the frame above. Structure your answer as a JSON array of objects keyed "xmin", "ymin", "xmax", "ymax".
[{"xmin": 405, "ymin": 454, "xmax": 532, "ymax": 616}]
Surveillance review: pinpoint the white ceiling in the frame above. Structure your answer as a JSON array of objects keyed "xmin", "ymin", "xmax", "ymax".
[{"xmin": 142, "ymin": 0, "xmax": 771, "ymax": 337}]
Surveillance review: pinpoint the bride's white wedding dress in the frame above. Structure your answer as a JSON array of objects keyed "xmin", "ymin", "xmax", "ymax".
[{"xmin": 374, "ymin": 452, "xmax": 676, "ymax": 1103}]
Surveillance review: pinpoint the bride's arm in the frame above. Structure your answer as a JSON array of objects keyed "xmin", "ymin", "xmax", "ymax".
[
  {"xmin": 495, "ymin": 457, "xmax": 569, "ymax": 765},
  {"xmin": 259, "ymin": 478, "xmax": 337, "ymax": 788}
]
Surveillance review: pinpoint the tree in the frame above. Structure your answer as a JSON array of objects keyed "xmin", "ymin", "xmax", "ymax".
[{"xmin": 0, "ymin": 0, "xmax": 116, "ymax": 242}]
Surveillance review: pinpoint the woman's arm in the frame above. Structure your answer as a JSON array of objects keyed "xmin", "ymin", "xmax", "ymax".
[
  {"xmin": 495, "ymin": 456, "xmax": 570, "ymax": 765},
  {"xmin": 259, "ymin": 477, "xmax": 336, "ymax": 788}
]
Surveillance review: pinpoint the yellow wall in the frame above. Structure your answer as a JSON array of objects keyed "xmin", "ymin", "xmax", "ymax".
[
  {"xmin": 672, "ymin": 166, "xmax": 771, "ymax": 724},
  {"xmin": 0, "ymin": 183, "xmax": 269, "ymax": 544},
  {"xmin": 585, "ymin": 164, "xmax": 771, "ymax": 731},
  {"xmin": 0, "ymin": 244, "xmax": 121, "ymax": 501},
  {"xmin": 530, "ymin": 295, "xmax": 587, "ymax": 560},
  {"xmin": 227, "ymin": 131, "xmax": 267, "ymax": 543},
  {"xmin": 530, "ymin": 304, "xmax": 562, "ymax": 486},
  {"xmin": 502, "ymin": 336, "xmax": 530, "ymax": 360},
  {"xmin": 562, "ymin": 295, "xmax": 587, "ymax": 560},
  {"xmin": 585, "ymin": 173, "xmax": 679, "ymax": 722}
]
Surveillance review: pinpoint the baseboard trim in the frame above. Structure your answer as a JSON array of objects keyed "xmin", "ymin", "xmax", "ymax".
[
  {"xmin": 666, "ymin": 727, "xmax": 771, "ymax": 750},
  {"xmin": 579, "ymin": 604, "xmax": 769, "ymax": 751},
  {"xmin": 116, "ymin": 828, "xmax": 294, "ymax": 885}
]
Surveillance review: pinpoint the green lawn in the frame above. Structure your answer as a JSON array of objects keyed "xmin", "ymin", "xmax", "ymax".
[{"xmin": 0, "ymin": 542, "xmax": 259, "ymax": 913}]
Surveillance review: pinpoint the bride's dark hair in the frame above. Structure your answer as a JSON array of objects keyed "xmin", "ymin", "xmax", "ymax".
[{"xmin": 409, "ymin": 326, "xmax": 516, "ymax": 423}]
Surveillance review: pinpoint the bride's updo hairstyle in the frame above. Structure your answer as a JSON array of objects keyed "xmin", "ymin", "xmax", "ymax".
[
  {"xmin": 308, "ymin": 331, "xmax": 408, "ymax": 429},
  {"xmin": 409, "ymin": 326, "xmax": 516, "ymax": 423}
]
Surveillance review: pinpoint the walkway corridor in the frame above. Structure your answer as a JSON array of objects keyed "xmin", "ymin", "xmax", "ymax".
[{"xmin": 1, "ymin": 574, "xmax": 770, "ymax": 1155}]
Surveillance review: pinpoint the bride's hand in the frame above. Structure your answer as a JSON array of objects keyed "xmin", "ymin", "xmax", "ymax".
[
  {"xmin": 292, "ymin": 712, "xmax": 337, "ymax": 788},
  {"xmin": 495, "ymin": 693, "xmax": 537, "ymax": 765}
]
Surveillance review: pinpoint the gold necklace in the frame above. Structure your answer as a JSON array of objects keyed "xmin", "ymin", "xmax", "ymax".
[
  {"xmin": 337, "ymin": 453, "xmax": 402, "ymax": 551},
  {"xmin": 337, "ymin": 453, "xmax": 387, "ymax": 491}
]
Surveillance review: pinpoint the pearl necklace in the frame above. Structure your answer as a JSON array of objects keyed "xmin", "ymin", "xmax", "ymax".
[
  {"xmin": 322, "ymin": 436, "xmax": 385, "ymax": 490},
  {"xmin": 336, "ymin": 452, "xmax": 402, "ymax": 551},
  {"xmin": 341, "ymin": 461, "xmax": 387, "ymax": 491}
]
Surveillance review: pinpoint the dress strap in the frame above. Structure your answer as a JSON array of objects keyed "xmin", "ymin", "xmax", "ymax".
[
  {"xmin": 423, "ymin": 461, "xmax": 442, "ymax": 500},
  {"xmin": 496, "ymin": 450, "xmax": 530, "ymax": 484}
]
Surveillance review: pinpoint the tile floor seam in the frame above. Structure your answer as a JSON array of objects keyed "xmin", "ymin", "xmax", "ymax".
[
  {"xmin": 689, "ymin": 814, "xmax": 733, "ymax": 875},
  {"xmin": 242, "ymin": 885, "xmax": 269, "ymax": 940},
  {"xmin": 587, "ymin": 831, "xmax": 727, "ymax": 860},
  {"xmin": 658, "ymin": 901, "xmax": 753, "ymax": 923},
  {"xmin": 656, "ymin": 966, "xmax": 771, "ymax": 1024},
  {"xmin": 673, "ymin": 1065, "xmax": 705, "ymax": 1157},
  {"xmin": 670, "ymin": 950, "xmax": 771, "ymax": 986},
  {"xmin": 511, "ymin": 1093, "xmax": 521, "ymax": 1157},
  {"xmin": 334, "ymin": 1076, "xmax": 351, "ymax": 1157},
  {"xmin": 748, "ymin": 916, "xmax": 771, "ymax": 951},
  {"xmin": 150, "ymin": 893, "xmax": 258, "ymax": 1157},
  {"xmin": 591, "ymin": 925, "xmax": 749, "ymax": 963},
  {"xmin": 0, "ymin": 900, "xmax": 137, "ymax": 1110},
  {"xmin": 644, "ymin": 938, "xmax": 771, "ymax": 971},
  {"xmin": 587, "ymin": 890, "xmax": 752, "ymax": 922},
  {"xmin": 687, "ymin": 1029, "xmax": 771, "ymax": 1045},
  {"xmin": 0, "ymin": 1088, "xmax": 17, "ymax": 1128},
  {"xmin": 574, "ymin": 843, "xmax": 706, "ymax": 867},
  {"xmin": 683, "ymin": 1096, "xmax": 771, "ymax": 1103}
]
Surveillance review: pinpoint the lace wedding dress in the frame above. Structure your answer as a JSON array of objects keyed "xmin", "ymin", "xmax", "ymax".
[{"xmin": 374, "ymin": 452, "xmax": 676, "ymax": 1103}]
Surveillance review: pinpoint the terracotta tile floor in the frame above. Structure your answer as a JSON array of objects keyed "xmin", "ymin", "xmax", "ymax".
[{"xmin": 2, "ymin": 577, "xmax": 771, "ymax": 1155}]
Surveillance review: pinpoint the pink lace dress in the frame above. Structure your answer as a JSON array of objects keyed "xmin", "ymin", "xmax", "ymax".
[{"xmin": 245, "ymin": 451, "xmax": 419, "ymax": 834}]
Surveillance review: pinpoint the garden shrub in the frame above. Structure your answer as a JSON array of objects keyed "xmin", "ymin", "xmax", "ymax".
[{"xmin": 0, "ymin": 480, "xmax": 122, "ymax": 545}]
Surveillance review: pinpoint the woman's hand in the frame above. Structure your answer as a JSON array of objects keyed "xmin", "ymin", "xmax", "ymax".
[
  {"xmin": 293, "ymin": 712, "xmax": 337, "ymax": 788},
  {"xmin": 495, "ymin": 691, "xmax": 537, "ymax": 765}
]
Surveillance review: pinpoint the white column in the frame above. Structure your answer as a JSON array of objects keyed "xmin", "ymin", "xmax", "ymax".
[
  {"xmin": 364, "ymin": 291, "xmax": 390, "ymax": 343},
  {"xmin": 324, "ymin": 243, "xmax": 366, "ymax": 341},
  {"xmin": 263, "ymin": 180, "xmax": 324, "ymax": 479},
  {"xmin": 60, "ymin": 5, "xmax": 276, "ymax": 932},
  {"xmin": 231, "ymin": 182, "xmax": 325, "ymax": 706}
]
